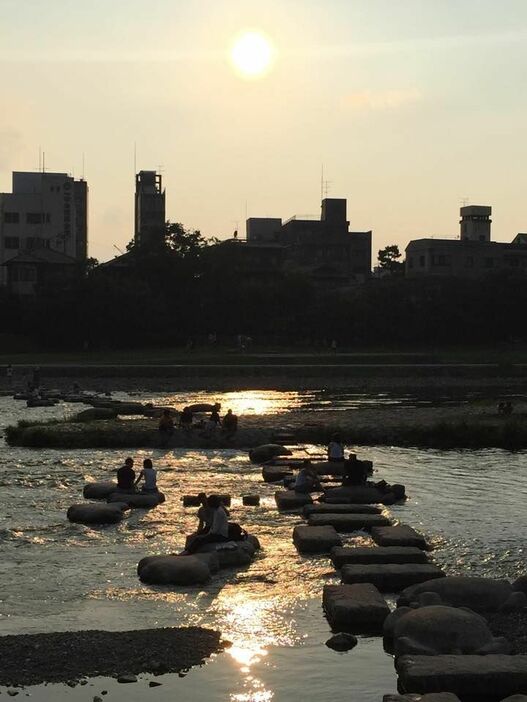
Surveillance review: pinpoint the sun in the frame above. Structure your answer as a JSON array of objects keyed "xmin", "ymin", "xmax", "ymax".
[{"xmin": 230, "ymin": 31, "xmax": 275, "ymax": 79}]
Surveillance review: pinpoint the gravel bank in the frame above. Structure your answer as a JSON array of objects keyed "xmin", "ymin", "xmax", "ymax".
[
  {"xmin": 0, "ymin": 626, "xmax": 223, "ymax": 687},
  {"xmin": 487, "ymin": 612, "xmax": 527, "ymax": 654}
]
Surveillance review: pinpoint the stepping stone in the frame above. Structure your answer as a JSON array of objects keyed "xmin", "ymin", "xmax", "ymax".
[
  {"xmin": 308, "ymin": 513, "xmax": 391, "ymax": 532},
  {"xmin": 137, "ymin": 554, "xmax": 211, "ymax": 585},
  {"xmin": 243, "ymin": 495, "xmax": 260, "ymax": 506},
  {"xmin": 262, "ymin": 465, "xmax": 293, "ymax": 483},
  {"xmin": 341, "ymin": 563, "xmax": 445, "ymax": 592},
  {"xmin": 303, "ymin": 503, "xmax": 382, "ymax": 517},
  {"xmin": 396, "ymin": 655, "xmax": 527, "ymax": 698},
  {"xmin": 371, "ymin": 525, "xmax": 429, "ymax": 550},
  {"xmin": 323, "ymin": 583, "xmax": 390, "ymax": 633},
  {"xmin": 67, "ymin": 503, "xmax": 126, "ymax": 525},
  {"xmin": 293, "ymin": 525, "xmax": 342, "ymax": 554},
  {"xmin": 331, "ymin": 546, "xmax": 429, "ymax": 568},
  {"xmin": 275, "ymin": 491, "xmax": 313, "ymax": 511},
  {"xmin": 83, "ymin": 481, "xmax": 118, "ymax": 499},
  {"xmin": 384, "ymin": 695, "xmax": 461, "ymax": 702}
]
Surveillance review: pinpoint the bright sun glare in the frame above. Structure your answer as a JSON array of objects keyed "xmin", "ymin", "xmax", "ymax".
[{"xmin": 230, "ymin": 32, "xmax": 275, "ymax": 79}]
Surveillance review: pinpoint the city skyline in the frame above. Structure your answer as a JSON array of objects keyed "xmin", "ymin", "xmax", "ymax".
[{"xmin": 1, "ymin": 0, "xmax": 527, "ymax": 261}]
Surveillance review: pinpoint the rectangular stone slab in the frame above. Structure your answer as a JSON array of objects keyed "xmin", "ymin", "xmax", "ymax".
[
  {"xmin": 275, "ymin": 491, "xmax": 313, "ymax": 511},
  {"xmin": 303, "ymin": 503, "xmax": 382, "ymax": 517},
  {"xmin": 293, "ymin": 525, "xmax": 342, "ymax": 554},
  {"xmin": 323, "ymin": 583, "xmax": 390, "ymax": 633},
  {"xmin": 308, "ymin": 513, "xmax": 392, "ymax": 532},
  {"xmin": 396, "ymin": 655, "xmax": 527, "ymax": 698},
  {"xmin": 371, "ymin": 525, "xmax": 429, "ymax": 550},
  {"xmin": 341, "ymin": 563, "xmax": 445, "ymax": 592},
  {"xmin": 331, "ymin": 546, "xmax": 429, "ymax": 568}
]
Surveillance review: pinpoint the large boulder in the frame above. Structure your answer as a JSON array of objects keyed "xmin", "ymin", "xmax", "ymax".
[
  {"xmin": 398, "ymin": 577, "xmax": 526, "ymax": 613},
  {"xmin": 250, "ymin": 444, "xmax": 292, "ymax": 464},
  {"xmin": 275, "ymin": 491, "xmax": 312, "ymax": 511},
  {"xmin": 137, "ymin": 554, "xmax": 211, "ymax": 585},
  {"xmin": 262, "ymin": 465, "xmax": 294, "ymax": 483},
  {"xmin": 107, "ymin": 491, "xmax": 166, "ymax": 508},
  {"xmin": 390, "ymin": 605, "xmax": 510, "ymax": 656},
  {"xmin": 67, "ymin": 503, "xmax": 125, "ymax": 525},
  {"xmin": 83, "ymin": 481, "xmax": 118, "ymax": 499},
  {"xmin": 396, "ymin": 654, "xmax": 527, "ymax": 698}
]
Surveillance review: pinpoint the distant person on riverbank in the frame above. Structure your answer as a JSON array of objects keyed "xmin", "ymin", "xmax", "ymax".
[
  {"xmin": 32, "ymin": 366, "xmax": 41, "ymax": 388},
  {"xmin": 498, "ymin": 401, "xmax": 514, "ymax": 416},
  {"xmin": 222, "ymin": 409, "xmax": 238, "ymax": 438},
  {"xmin": 294, "ymin": 461, "xmax": 321, "ymax": 493},
  {"xmin": 117, "ymin": 457, "xmax": 136, "ymax": 492},
  {"xmin": 135, "ymin": 458, "xmax": 158, "ymax": 493},
  {"xmin": 159, "ymin": 409, "xmax": 175, "ymax": 434},
  {"xmin": 328, "ymin": 434, "xmax": 345, "ymax": 462},
  {"xmin": 6, "ymin": 364, "xmax": 13, "ymax": 388},
  {"xmin": 179, "ymin": 406, "xmax": 193, "ymax": 431}
]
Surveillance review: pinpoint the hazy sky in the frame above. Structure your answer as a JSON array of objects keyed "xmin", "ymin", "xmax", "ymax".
[{"xmin": 1, "ymin": 0, "xmax": 527, "ymax": 261}]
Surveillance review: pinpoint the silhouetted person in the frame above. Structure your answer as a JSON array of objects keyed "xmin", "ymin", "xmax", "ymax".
[
  {"xmin": 185, "ymin": 495, "xmax": 230, "ymax": 554},
  {"xmin": 342, "ymin": 456, "xmax": 368, "ymax": 487},
  {"xmin": 179, "ymin": 406, "xmax": 193, "ymax": 430},
  {"xmin": 294, "ymin": 461, "xmax": 321, "ymax": 493},
  {"xmin": 222, "ymin": 409, "xmax": 238, "ymax": 438},
  {"xmin": 117, "ymin": 457, "xmax": 136, "ymax": 492},
  {"xmin": 32, "ymin": 366, "xmax": 41, "ymax": 388},
  {"xmin": 328, "ymin": 433, "xmax": 345, "ymax": 462},
  {"xmin": 135, "ymin": 458, "xmax": 158, "ymax": 493},
  {"xmin": 159, "ymin": 409, "xmax": 175, "ymax": 433}
]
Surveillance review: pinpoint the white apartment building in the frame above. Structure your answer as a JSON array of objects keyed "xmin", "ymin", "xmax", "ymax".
[{"xmin": 0, "ymin": 171, "xmax": 88, "ymax": 285}]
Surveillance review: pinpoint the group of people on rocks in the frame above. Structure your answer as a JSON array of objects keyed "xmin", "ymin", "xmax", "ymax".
[
  {"xmin": 116, "ymin": 457, "xmax": 159, "ymax": 493},
  {"xmin": 158, "ymin": 405, "xmax": 238, "ymax": 439},
  {"xmin": 291, "ymin": 434, "xmax": 370, "ymax": 494}
]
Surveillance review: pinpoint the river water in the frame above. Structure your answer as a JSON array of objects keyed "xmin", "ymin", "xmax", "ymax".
[{"xmin": 0, "ymin": 390, "xmax": 526, "ymax": 701}]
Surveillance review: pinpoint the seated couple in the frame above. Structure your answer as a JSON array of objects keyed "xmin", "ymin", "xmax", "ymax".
[
  {"xmin": 183, "ymin": 493, "xmax": 245, "ymax": 555},
  {"xmin": 116, "ymin": 457, "xmax": 159, "ymax": 493}
]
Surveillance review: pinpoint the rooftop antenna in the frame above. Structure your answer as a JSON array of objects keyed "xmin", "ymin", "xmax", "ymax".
[
  {"xmin": 38, "ymin": 146, "xmax": 42, "ymax": 173},
  {"xmin": 82, "ymin": 153, "xmax": 85, "ymax": 180},
  {"xmin": 157, "ymin": 164, "xmax": 164, "ymax": 174},
  {"xmin": 113, "ymin": 244, "xmax": 125, "ymax": 255},
  {"xmin": 42, "ymin": 151, "xmax": 46, "ymax": 173},
  {"xmin": 133, "ymin": 142, "xmax": 137, "ymax": 176},
  {"xmin": 461, "ymin": 196, "xmax": 470, "ymax": 207},
  {"xmin": 320, "ymin": 164, "xmax": 331, "ymax": 198}
]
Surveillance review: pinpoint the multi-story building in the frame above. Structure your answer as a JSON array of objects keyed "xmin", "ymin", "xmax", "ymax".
[
  {"xmin": 220, "ymin": 198, "xmax": 372, "ymax": 286},
  {"xmin": 134, "ymin": 170, "xmax": 165, "ymax": 247},
  {"xmin": 405, "ymin": 205, "xmax": 527, "ymax": 278},
  {"xmin": 0, "ymin": 171, "xmax": 88, "ymax": 290}
]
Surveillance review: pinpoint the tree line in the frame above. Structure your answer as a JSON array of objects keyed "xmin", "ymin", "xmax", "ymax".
[{"xmin": 0, "ymin": 227, "xmax": 525, "ymax": 350}]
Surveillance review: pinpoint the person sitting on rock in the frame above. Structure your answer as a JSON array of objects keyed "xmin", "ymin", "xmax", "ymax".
[
  {"xmin": 134, "ymin": 458, "xmax": 158, "ymax": 493},
  {"xmin": 327, "ymin": 433, "xmax": 345, "ymax": 462},
  {"xmin": 117, "ymin": 457, "xmax": 136, "ymax": 492},
  {"xmin": 222, "ymin": 409, "xmax": 238, "ymax": 438},
  {"xmin": 294, "ymin": 461, "xmax": 321, "ymax": 493},
  {"xmin": 185, "ymin": 495, "xmax": 230, "ymax": 554},
  {"xmin": 179, "ymin": 406, "xmax": 193, "ymax": 431},
  {"xmin": 342, "ymin": 455, "xmax": 368, "ymax": 487},
  {"xmin": 159, "ymin": 409, "xmax": 175, "ymax": 434}
]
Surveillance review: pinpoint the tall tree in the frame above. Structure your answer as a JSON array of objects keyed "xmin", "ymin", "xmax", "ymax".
[{"xmin": 378, "ymin": 244, "xmax": 405, "ymax": 274}]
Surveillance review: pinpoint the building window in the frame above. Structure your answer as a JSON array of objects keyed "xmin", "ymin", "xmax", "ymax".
[
  {"xmin": 465, "ymin": 256, "xmax": 474, "ymax": 268},
  {"xmin": 4, "ymin": 236, "xmax": 20, "ymax": 249},
  {"xmin": 11, "ymin": 266, "xmax": 37, "ymax": 283},
  {"xmin": 484, "ymin": 257, "xmax": 494, "ymax": 268},
  {"xmin": 408, "ymin": 257, "xmax": 414, "ymax": 269},
  {"xmin": 25, "ymin": 237, "xmax": 48, "ymax": 249},
  {"xmin": 4, "ymin": 212, "xmax": 20, "ymax": 224},
  {"xmin": 419, "ymin": 255, "xmax": 425, "ymax": 267},
  {"xmin": 26, "ymin": 213, "xmax": 51, "ymax": 224},
  {"xmin": 432, "ymin": 254, "xmax": 451, "ymax": 266}
]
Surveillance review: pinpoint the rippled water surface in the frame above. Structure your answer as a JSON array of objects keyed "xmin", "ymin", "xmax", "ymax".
[{"xmin": 0, "ymin": 392, "xmax": 526, "ymax": 701}]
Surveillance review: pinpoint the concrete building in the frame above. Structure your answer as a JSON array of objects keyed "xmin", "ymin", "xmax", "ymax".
[
  {"xmin": 134, "ymin": 170, "xmax": 165, "ymax": 247},
  {"xmin": 219, "ymin": 198, "xmax": 372, "ymax": 286},
  {"xmin": 0, "ymin": 171, "xmax": 88, "ymax": 286},
  {"xmin": 406, "ymin": 206, "xmax": 527, "ymax": 279}
]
